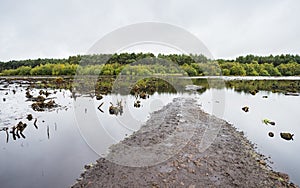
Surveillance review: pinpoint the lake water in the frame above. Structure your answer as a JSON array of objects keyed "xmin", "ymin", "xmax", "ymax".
[{"xmin": 0, "ymin": 78, "xmax": 299, "ymax": 187}]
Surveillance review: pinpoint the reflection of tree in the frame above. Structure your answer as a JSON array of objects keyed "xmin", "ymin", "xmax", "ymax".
[
  {"xmin": 0, "ymin": 122, "xmax": 27, "ymax": 143},
  {"xmin": 129, "ymin": 77, "xmax": 179, "ymax": 95},
  {"xmin": 0, "ymin": 127, "xmax": 9, "ymax": 143},
  {"xmin": 226, "ymin": 80, "xmax": 300, "ymax": 94},
  {"xmin": 191, "ymin": 78, "xmax": 300, "ymax": 94}
]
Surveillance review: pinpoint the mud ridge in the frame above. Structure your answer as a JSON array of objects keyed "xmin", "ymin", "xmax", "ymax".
[{"xmin": 72, "ymin": 98, "xmax": 298, "ymax": 188}]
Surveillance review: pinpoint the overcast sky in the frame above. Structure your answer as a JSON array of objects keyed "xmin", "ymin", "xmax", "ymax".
[{"xmin": 0, "ymin": 0, "xmax": 299, "ymax": 61}]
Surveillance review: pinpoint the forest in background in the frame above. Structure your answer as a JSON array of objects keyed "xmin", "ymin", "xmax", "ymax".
[{"xmin": 0, "ymin": 53, "xmax": 300, "ymax": 76}]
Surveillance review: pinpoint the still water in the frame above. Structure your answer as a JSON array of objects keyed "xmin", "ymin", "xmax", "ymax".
[{"xmin": 0, "ymin": 78, "xmax": 299, "ymax": 187}]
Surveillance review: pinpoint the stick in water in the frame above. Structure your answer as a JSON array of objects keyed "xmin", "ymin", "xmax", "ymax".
[{"xmin": 47, "ymin": 126, "xmax": 50, "ymax": 139}]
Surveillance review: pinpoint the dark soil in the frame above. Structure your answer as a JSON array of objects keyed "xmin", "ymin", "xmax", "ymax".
[{"xmin": 73, "ymin": 98, "xmax": 297, "ymax": 187}]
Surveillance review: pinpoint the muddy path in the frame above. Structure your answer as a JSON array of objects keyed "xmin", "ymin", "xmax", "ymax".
[{"xmin": 72, "ymin": 98, "xmax": 297, "ymax": 188}]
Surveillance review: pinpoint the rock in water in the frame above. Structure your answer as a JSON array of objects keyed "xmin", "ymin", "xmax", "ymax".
[
  {"xmin": 96, "ymin": 95, "xmax": 103, "ymax": 100},
  {"xmin": 268, "ymin": 132, "xmax": 274, "ymax": 137},
  {"xmin": 134, "ymin": 101, "xmax": 141, "ymax": 108},
  {"xmin": 27, "ymin": 114, "xmax": 33, "ymax": 121},
  {"xmin": 280, "ymin": 133, "xmax": 294, "ymax": 141},
  {"xmin": 263, "ymin": 119, "xmax": 276, "ymax": 126},
  {"xmin": 242, "ymin": 106, "xmax": 249, "ymax": 112}
]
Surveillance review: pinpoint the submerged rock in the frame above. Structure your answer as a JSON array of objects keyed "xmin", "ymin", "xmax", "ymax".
[
  {"xmin": 27, "ymin": 114, "xmax": 33, "ymax": 121},
  {"xmin": 25, "ymin": 91, "xmax": 33, "ymax": 98},
  {"xmin": 280, "ymin": 133, "xmax": 294, "ymax": 141},
  {"xmin": 33, "ymin": 95, "xmax": 46, "ymax": 102},
  {"xmin": 38, "ymin": 90, "xmax": 51, "ymax": 97},
  {"xmin": 96, "ymin": 95, "xmax": 103, "ymax": 100},
  {"xmin": 109, "ymin": 101, "xmax": 123, "ymax": 115},
  {"xmin": 39, "ymin": 90, "xmax": 44, "ymax": 95},
  {"xmin": 134, "ymin": 100, "xmax": 141, "ymax": 108},
  {"xmin": 31, "ymin": 100, "xmax": 57, "ymax": 111},
  {"xmin": 268, "ymin": 132, "xmax": 274, "ymax": 137},
  {"xmin": 269, "ymin": 121, "xmax": 275, "ymax": 126},
  {"xmin": 109, "ymin": 106, "xmax": 116, "ymax": 114},
  {"xmin": 242, "ymin": 106, "xmax": 249, "ymax": 112}
]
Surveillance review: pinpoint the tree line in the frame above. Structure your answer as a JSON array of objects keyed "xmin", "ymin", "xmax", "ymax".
[{"xmin": 0, "ymin": 53, "xmax": 299, "ymax": 76}]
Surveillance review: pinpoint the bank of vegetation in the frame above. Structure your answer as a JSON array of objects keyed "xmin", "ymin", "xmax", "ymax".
[{"xmin": 0, "ymin": 53, "xmax": 300, "ymax": 76}]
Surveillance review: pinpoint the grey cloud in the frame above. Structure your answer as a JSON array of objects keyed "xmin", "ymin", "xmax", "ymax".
[{"xmin": 0, "ymin": 0, "xmax": 299, "ymax": 61}]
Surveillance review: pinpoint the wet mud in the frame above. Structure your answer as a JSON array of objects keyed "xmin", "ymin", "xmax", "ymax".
[{"xmin": 72, "ymin": 98, "xmax": 298, "ymax": 188}]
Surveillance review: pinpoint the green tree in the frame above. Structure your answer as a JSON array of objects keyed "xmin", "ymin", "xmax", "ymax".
[
  {"xmin": 221, "ymin": 68, "xmax": 230, "ymax": 76},
  {"xmin": 230, "ymin": 63, "xmax": 246, "ymax": 76},
  {"xmin": 243, "ymin": 64, "xmax": 259, "ymax": 76},
  {"xmin": 262, "ymin": 63, "xmax": 281, "ymax": 76},
  {"xmin": 181, "ymin": 63, "xmax": 197, "ymax": 76},
  {"xmin": 18, "ymin": 66, "xmax": 31, "ymax": 75}
]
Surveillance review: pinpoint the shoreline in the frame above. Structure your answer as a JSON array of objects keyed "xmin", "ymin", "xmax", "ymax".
[
  {"xmin": 72, "ymin": 98, "xmax": 297, "ymax": 187},
  {"xmin": 1, "ymin": 75, "xmax": 300, "ymax": 79}
]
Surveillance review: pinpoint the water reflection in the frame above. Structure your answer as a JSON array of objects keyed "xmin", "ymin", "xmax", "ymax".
[
  {"xmin": 11, "ymin": 121, "xmax": 27, "ymax": 139},
  {"xmin": 1, "ymin": 77, "xmax": 299, "ymax": 144},
  {"xmin": 0, "ymin": 77, "xmax": 299, "ymax": 187},
  {"xmin": 0, "ymin": 123, "xmax": 27, "ymax": 142},
  {"xmin": 0, "ymin": 127, "xmax": 9, "ymax": 143},
  {"xmin": 0, "ymin": 81, "xmax": 98, "ymax": 188},
  {"xmin": 0, "ymin": 117, "xmax": 56, "ymax": 143},
  {"xmin": 197, "ymin": 88, "xmax": 299, "ymax": 184}
]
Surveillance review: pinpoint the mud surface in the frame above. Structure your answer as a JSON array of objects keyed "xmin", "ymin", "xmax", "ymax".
[{"xmin": 72, "ymin": 98, "xmax": 297, "ymax": 188}]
